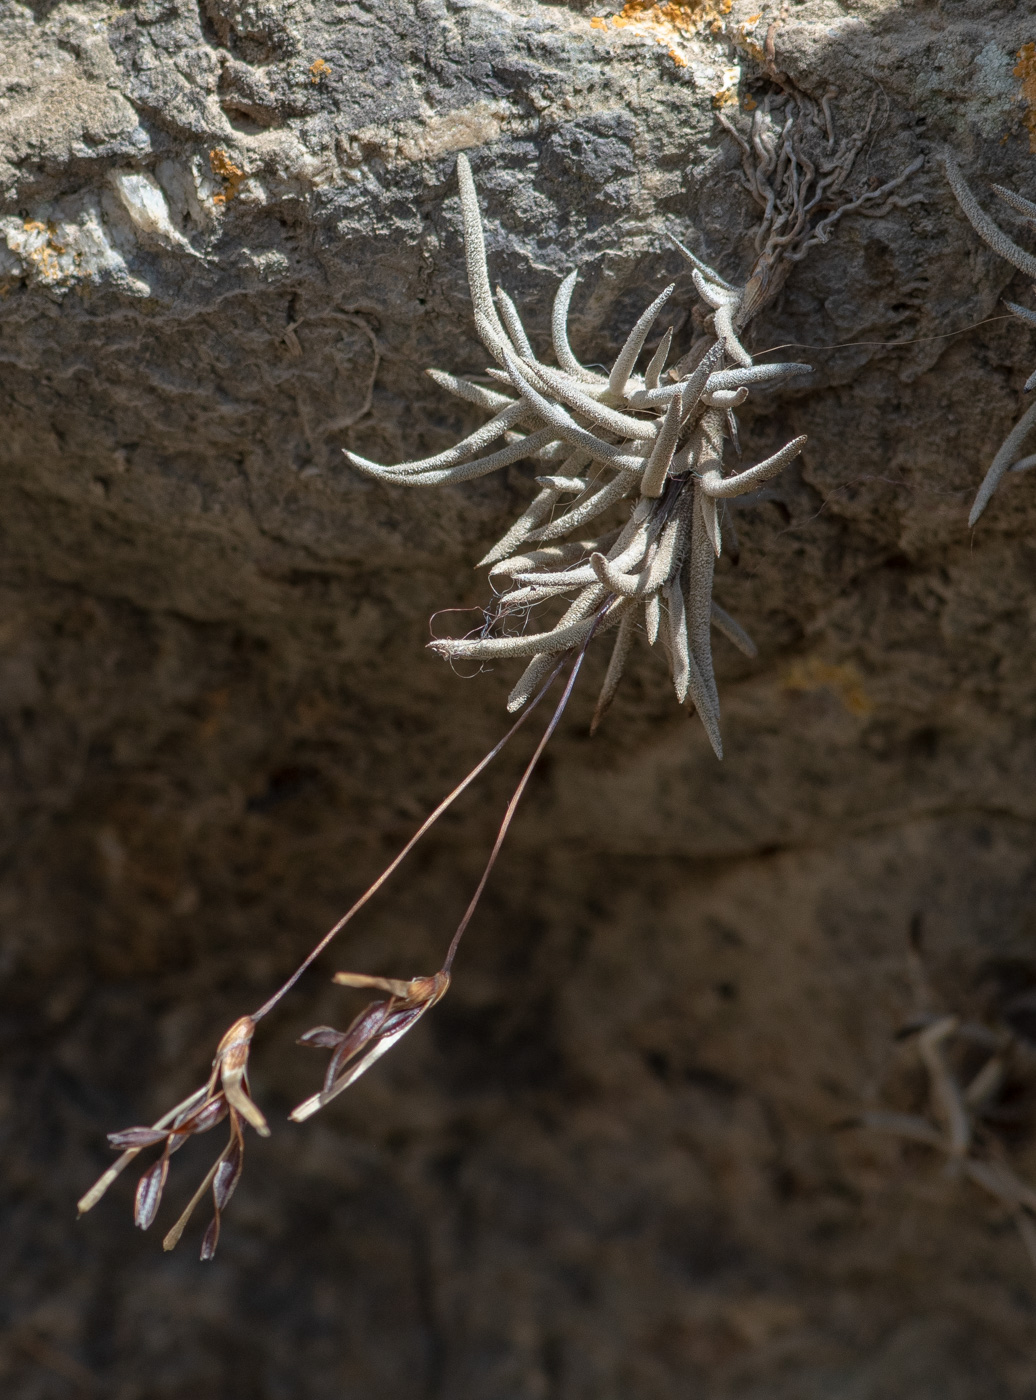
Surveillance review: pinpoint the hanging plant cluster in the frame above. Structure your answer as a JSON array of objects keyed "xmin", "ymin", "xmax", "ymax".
[
  {"xmin": 348, "ymin": 154, "xmax": 811, "ymax": 757},
  {"xmin": 78, "ymin": 86, "xmax": 930, "ymax": 1259}
]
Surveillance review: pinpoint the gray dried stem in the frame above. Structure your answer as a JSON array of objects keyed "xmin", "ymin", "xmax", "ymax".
[
  {"xmin": 718, "ymin": 88, "xmax": 924, "ymax": 323},
  {"xmin": 856, "ymin": 1011, "xmax": 1036, "ymax": 1273}
]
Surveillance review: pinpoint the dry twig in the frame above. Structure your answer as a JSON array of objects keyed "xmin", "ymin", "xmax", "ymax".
[{"xmin": 854, "ymin": 1009, "xmax": 1036, "ymax": 1273}]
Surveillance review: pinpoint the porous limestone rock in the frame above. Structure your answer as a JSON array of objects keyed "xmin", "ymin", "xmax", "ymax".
[{"xmin": 3, "ymin": 0, "xmax": 1036, "ymax": 1395}]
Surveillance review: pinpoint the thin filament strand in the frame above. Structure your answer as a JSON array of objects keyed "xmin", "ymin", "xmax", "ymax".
[{"xmin": 250, "ymin": 659, "xmax": 567, "ymax": 1021}]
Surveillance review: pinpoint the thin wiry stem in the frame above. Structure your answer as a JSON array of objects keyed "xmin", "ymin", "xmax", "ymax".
[
  {"xmin": 443, "ymin": 638, "xmax": 590, "ymax": 971},
  {"xmin": 287, "ymin": 642, "xmax": 592, "ymax": 1126},
  {"xmin": 81, "ymin": 653, "xmax": 590, "ymax": 1254},
  {"xmin": 249, "ymin": 659, "xmax": 566, "ymax": 1023}
]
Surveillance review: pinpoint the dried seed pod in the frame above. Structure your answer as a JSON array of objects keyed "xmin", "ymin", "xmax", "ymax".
[
  {"xmin": 78, "ymin": 1014, "xmax": 269, "ymax": 1260},
  {"xmin": 290, "ymin": 971, "xmax": 451, "ymax": 1122}
]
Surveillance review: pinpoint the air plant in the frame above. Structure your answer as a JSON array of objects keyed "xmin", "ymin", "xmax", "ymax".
[
  {"xmin": 943, "ymin": 152, "xmax": 1036, "ymax": 525},
  {"xmin": 348, "ymin": 155, "xmax": 800, "ymax": 760},
  {"xmin": 80, "ymin": 94, "xmax": 923, "ymax": 1257},
  {"xmin": 348, "ymin": 96, "xmax": 922, "ymax": 754}
]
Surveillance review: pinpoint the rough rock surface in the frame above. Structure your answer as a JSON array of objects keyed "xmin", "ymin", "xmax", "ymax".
[{"xmin": 3, "ymin": 0, "xmax": 1036, "ymax": 1394}]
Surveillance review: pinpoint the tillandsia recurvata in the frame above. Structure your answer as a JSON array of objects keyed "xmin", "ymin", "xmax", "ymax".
[
  {"xmin": 80, "ymin": 94, "xmax": 923, "ymax": 1258},
  {"xmin": 943, "ymin": 152, "xmax": 1036, "ymax": 526},
  {"xmin": 349, "ymin": 93, "xmax": 923, "ymax": 757}
]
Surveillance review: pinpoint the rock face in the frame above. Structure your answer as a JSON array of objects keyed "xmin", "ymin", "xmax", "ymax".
[{"xmin": 3, "ymin": 0, "xmax": 1036, "ymax": 1393}]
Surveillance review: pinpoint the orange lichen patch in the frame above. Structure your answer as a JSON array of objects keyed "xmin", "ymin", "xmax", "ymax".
[
  {"xmin": 209, "ymin": 149, "xmax": 246, "ymax": 205},
  {"xmin": 589, "ymin": 0, "xmax": 731, "ymax": 57},
  {"xmin": 310, "ymin": 58, "xmax": 331, "ymax": 83},
  {"xmin": 711, "ymin": 62, "xmax": 741, "ymax": 108},
  {"xmin": 21, "ymin": 220, "xmax": 69, "ymax": 283},
  {"xmin": 1014, "ymin": 43, "xmax": 1036, "ymax": 153},
  {"xmin": 611, "ymin": 0, "xmax": 723, "ymax": 31},
  {"xmin": 781, "ymin": 658, "xmax": 875, "ymax": 717},
  {"xmin": 733, "ymin": 27, "xmax": 766, "ymax": 63},
  {"xmin": 730, "ymin": 9, "xmax": 771, "ymax": 65}
]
